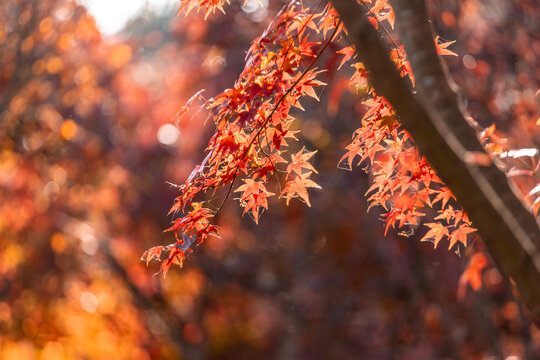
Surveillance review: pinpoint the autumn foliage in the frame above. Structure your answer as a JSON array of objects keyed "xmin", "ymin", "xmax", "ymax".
[
  {"xmin": 2, "ymin": 0, "xmax": 540, "ymax": 358},
  {"xmin": 143, "ymin": 0, "xmax": 539, "ymax": 278}
]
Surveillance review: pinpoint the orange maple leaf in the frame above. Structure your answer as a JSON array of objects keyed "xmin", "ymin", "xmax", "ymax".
[
  {"xmin": 421, "ymin": 222, "xmax": 449, "ymax": 248},
  {"xmin": 235, "ymin": 179, "xmax": 275, "ymax": 224},
  {"xmin": 448, "ymin": 226, "xmax": 476, "ymax": 249},
  {"xmin": 281, "ymin": 171, "xmax": 321, "ymax": 206},
  {"xmin": 434, "ymin": 36, "xmax": 458, "ymax": 57},
  {"xmin": 458, "ymin": 252, "xmax": 488, "ymax": 299},
  {"xmin": 336, "ymin": 46, "xmax": 356, "ymax": 70},
  {"xmin": 287, "ymin": 147, "xmax": 318, "ymax": 177},
  {"xmin": 161, "ymin": 248, "xmax": 185, "ymax": 278},
  {"xmin": 141, "ymin": 246, "xmax": 165, "ymax": 266},
  {"xmin": 432, "ymin": 188, "xmax": 456, "ymax": 208}
]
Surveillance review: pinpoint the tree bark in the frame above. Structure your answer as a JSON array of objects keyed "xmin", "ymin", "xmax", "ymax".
[{"xmin": 329, "ymin": 0, "xmax": 540, "ymax": 325}]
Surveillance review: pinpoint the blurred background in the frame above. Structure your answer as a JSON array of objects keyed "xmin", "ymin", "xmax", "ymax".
[{"xmin": 0, "ymin": 0, "xmax": 539, "ymax": 359}]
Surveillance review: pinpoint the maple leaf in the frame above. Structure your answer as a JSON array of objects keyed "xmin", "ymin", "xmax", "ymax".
[
  {"xmin": 286, "ymin": 147, "xmax": 318, "ymax": 177},
  {"xmin": 176, "ymin": 233, "xmax": 198, "ymax": 251},
  {"xmin": 281, "ymin": 171, "xmax": 321, "ymax": 206},
  {"xmin": 166, "ymin": 202, "xmax": 214, "ymax": 239},
  {"xmin": 235, "ymin": 178, "xmax": 275, "ymax": 224},
  {"xmin": 350, "ymin": 62, "xmax": 368, "ymax": 84},
  {"xmin": 371, "ymin": 0, "xmax": 387, "ymax": 14},
  {"xmin": 362, "ymin": 97, "xmax": 385, "ymax": 121},
  {"xmin": 141, "ymin": 246, "xmax": 165, "ymax": 266},
  {"xmin": 448, "ymin": 226, "xmax": 476, "ymax": 249},
  {"xmin": 141, "ymin": 245, "xmax": 187, "ymax": 278},
  {"xmin": 268, "ymin": 120, "xmax": 298, "ymax": 150},
  {"xmin": 421, "ymin": 223, "xmax": 449, "ymax": 249},
  {"xmin": 339, "ymin": 136, "xmax": 385, "ymax": 170},
  {"xmin": 432, "ymin": 187, "xmax": 455, "ymax": 208},
  {"xmin": 336, "ymin": 46, "xmax": 356, "ymax": 70},
  {"xmin": 389, "ymin": 46, "xmax": 415, "ymax": 87},
  {"xmin": 434, "ymin": 205, "xmax": 455, "ymax": 224},
  {"xmin": 381, "ymin": 208, "xmax": 401, "ymax": 235},
  {"xmin": 214, "ymin": 130, "xmax": 248, "ymax": 155},
  {"xmin": 178, "ymin": 0, "xmax": 229, "ymax": 18},
  {"xmin": 296, "ymin": 37, "xmax": 319, "ymax": 58},
  {"xmin": 254, "ymin": 153, "xmax": 287, "ymax": 180},
  {"xmin": 452, "ymin": 210, "xmax": 465, "ymax": 227},
  {"xmin": 161, "ymin": 248, "xmax": 185, "ymax": 278},
  {"xmin": 458, "ymin": 252, "xmax": 488, "ymax": 299},
  {"xmin": 338, "ymin": 139, "xmax": 361, "ymax": 170},
  {"xmin": 434, "ymin": 36, "xmax": 457, "ymax": 57},
  {"xmin": 370, "ymin": 0, "xmax": 395, "ymax": 29},
  {"xmin": 316, "ymin": 7, "xmax": 338, "ymax": 38},
  {"xmin": 378, "ymin": 115, "xmax": 397, "ymax": 130}
]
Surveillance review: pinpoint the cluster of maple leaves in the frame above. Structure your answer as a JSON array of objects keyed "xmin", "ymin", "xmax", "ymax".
[
  {"xmin": 143, "ymin": 1, "xmax": 342, "ymax": 275},
  {"xmin": 142, "ymin": 0, "xmax": 536, "ymax": 277}
]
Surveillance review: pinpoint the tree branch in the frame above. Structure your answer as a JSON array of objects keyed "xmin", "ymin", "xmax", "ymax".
[{"xmin": 329, "ymin": 0, "xmax": 540, "ymax": 324}]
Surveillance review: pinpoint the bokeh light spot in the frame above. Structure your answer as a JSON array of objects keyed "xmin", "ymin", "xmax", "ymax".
[
  {"xmin": 81, "ymin": 233, "xmax": 98, "ymax": 256},
  {"xmin": 50, "ymin": 232, "xmax": 67, "ymax": 253},
  {"xmin": 46, "ymin": 57, "xmax": 63, "ymax": 74},
  {"xmin": 39, "ymin": 17, "xmax": 53, "ymax": 33},
  {"xmin": 241, "ymin": 0, "xmax": 268, "ymax": 22},
  {"xmin": 108, "ymin": 44, "xmax": 132, "ymax": 68},
  {"xmin": 80, "ymin": 292, "xmax": 98, "ymax": 313},
  {"xmin": 60, "ymin": 120, "xmax": 78, "ymax": 140},
  {"xmin": 157, "ymin": 124, "xmax": 179, "ymax": 145},
  {"xmin": 463, "ymin": 54, "xmax": 477, "ymax": 70}
]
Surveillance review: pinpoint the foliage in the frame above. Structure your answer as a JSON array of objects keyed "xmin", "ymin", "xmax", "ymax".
[
  {"xmin": 2, "ymin": 0, "xmax": 540, "ymax": 358},
  {"xmin": 0, "ymin": 0, "xmax": 220, "ymax": 357},
  {"xmin": 145, "ymin": 0, "xmax": 539, "ymax": 278}
]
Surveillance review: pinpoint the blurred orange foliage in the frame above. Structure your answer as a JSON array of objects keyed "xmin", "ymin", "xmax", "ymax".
[{"xmin": 1, "ymin": 0, "xmax": 539, "ymax": 359}]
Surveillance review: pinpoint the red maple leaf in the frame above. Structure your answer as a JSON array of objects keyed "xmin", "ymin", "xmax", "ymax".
[
  {"xmin": 160, "ymin": 248, "xmax": 185, "ymax": 278},
  {"xmin": 141, "ymin": 246, "xmax": 165, "ymax": 266},
  {"xmin": 434, "ymin": 36, "xmax": 457, "ymax": 57},
  {"xmin": 336, "ymin": 46, "xmax": 356, "ymax": 70},
  {"xmin": 458, "ymin": 252, "xmax": 488, "ymax": 299},
  {"xmin": 448, "ymin": 226, "xmax": 477, "ymax": 249},
  {"xmin": 432, "ymin": 187, "xmax": 456, "ymax": 208},
  {"xmin": 286, "ymin": 147, "xmax": 318, "ymax": 177},
  {"xmin": 281, "ymin": 171, "xmax": 321, "ymax": 206},
  {"xmin": 235, "ymin": 179, "xmax": 275, "ymax": 224},
  {"xmin": 421, "ymin": 222, "xmax": 449, "ymax": 249}
]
